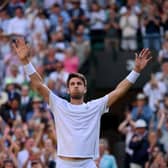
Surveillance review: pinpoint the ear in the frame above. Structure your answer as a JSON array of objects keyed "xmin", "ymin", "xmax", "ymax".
[
  {"xmin": 84, "ymin": 86, "xmax": 87, "ymax": 94},
  {"xmin": 67, "ymin": 88, "xmax": 70, "ymax": 94}
]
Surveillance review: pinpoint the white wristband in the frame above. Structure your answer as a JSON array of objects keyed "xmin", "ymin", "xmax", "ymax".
[
  {"xmin": 126, "ymin": 70, "xmax": 140, "ymax": 83},
  {"xmin": 23, "ymin": 62, "xmax": 36, "ymax": 76}
]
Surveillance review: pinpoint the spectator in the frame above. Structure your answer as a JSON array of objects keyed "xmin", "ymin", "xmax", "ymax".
[
  {"xmin": 104, "ymin": 4, "xmax": 120, "ymax": 53},
  {"xmin": 2, "ymin": 159, "xmax": 17, "ymax": 168},
  {"xmin": 155, "ymin": 58, "xmax": 168, "ymax": 91},
  {"xmin": 143, "ymin": 74, "xmax": 166, "ymax": 113},
  {"xmin": 0, "ymin": 9, "xmax": 11, "ymax": 34},
  {"xmin": 49, "ymin": 3, "xmax": 70, "ymax": 33},
  {"xmin": 118, "ymin": 109, "xmax": 136, "ymax": 168},
  {"xmin": 119, "ymin": 6, "xmax": 138, "ymax": 51},
  {"xmin": 64, "ymin": 47, "xmax": 79, "ymax": 73},
  {"xmin": 96, "ymin": 138, "xmax": 118, "ymax": 168},
  {"xmin": 0, "ymin": 97, "xmax": 21, "ymax": 127},
  {"xmin": 90, "ymin": 2, "xmax": 106, "ymax": 47},
  {"xmin": 49, "ymin": 61, "xmax": 69, "ymax": 98},
  {"xmin": 161, "ymin": 0, "xmax": 168, "ymax": 34},
  {"xmin": 17, "ymin": 137, "xmax": 35, "ymax": 168},
  {"xmin": 158, "ymin": 38, "xmax": 168, "ymax": 63},
  {"xmin": 131, "ymin": 93, "xmax": 153, "ymax": 126},
  {"xmin": 30, "ymin": 9, "xmax": 50, "ymax": 44},
  {"xmin": 42, "ymin": 138, "xmax": 57, "ymax": 167},
  {"xmin": 68, "ymin": 0, "xmax": 87, "ymax": 31},
  {"xmin": 43, "ymin": 46, "xmax": 58, "ymax": 75},
  {"xmin": 142, "ymin": 3, "xmax": 161, "ymax": 51},
  {"xmin": 129, "ymin": 119, "xmax": 149, "ymax": 168},
  {"xmin": 7, "ymin": 6, "xmax": 29, "ymax": 37}
]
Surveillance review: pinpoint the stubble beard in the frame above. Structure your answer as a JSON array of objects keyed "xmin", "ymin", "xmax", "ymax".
[{"xmin": 70, "ymin": 93, "xmax": 84, "ymax": 100}]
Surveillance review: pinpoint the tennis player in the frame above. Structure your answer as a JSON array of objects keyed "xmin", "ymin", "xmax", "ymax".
[{"xmin": 13, "ymin": 38, "xmax": 152, "ymax": 168}]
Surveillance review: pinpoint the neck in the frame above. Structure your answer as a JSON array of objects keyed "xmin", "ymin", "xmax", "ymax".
[{"xmin": 70, "ymin": 98, "xmax": 84, "ymax": 105}]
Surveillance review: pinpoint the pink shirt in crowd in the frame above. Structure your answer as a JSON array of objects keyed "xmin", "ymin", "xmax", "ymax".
[{"xmin": 64, "ymin": 56, "xmax": 79, "ymax": 73}]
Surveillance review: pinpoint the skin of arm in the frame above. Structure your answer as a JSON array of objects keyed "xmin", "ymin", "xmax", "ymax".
[
  {"xmin": 13, "ymin": 39, "xmax": 50, "ymax": 103},
  {"xmin": 107, "ymin": 49, "xmax": 152, "ymax": 107}
]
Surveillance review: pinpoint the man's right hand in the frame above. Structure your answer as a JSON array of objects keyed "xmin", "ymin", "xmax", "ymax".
[{"xmin": 12, "ymin": 38, "xmax": 30, "ymax": 65}]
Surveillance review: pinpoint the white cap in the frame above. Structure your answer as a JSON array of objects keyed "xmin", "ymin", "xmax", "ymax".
[
  {"xmin": 135, "ymin": 119, "xmax": 147, "ymax": 128},
  {"xmin": 120, "ymin": 7, "xmax": 128, "ymax": 15},
  {"xmin": 136, "ymin": 93, "xmax": 146, "ymax": 100},
  {"xmin": 55, "ymin": 43, "xmax": 65, "ymax": 50}
]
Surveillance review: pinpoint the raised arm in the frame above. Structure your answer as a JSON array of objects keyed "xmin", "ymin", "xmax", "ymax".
[
  {"xmin": 13, "ymin": 38, "xmax": 50, "ymax": 103},
  {"xmin": 107, "ymin": 48, "xmax": 152, "ymax": 107}
]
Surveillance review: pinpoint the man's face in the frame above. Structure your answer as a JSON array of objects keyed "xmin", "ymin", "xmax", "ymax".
[
  {"xmin": 68, "ymin": 77, "xmax": 86, "ymax": 99},
  {"xmin": 99, "ymin": 144, "xmax": 105, "ymax": 155},
  {"xmin": 32, "ymin": 163, "xmax": 42, "ymax": 168},
  {"xmin": 4, "ymin": 163, "xmax": 14, "ymax": 168},
  {"xmin": 15, "ymin": 8, "xmax": 23, "ymax": 18}
]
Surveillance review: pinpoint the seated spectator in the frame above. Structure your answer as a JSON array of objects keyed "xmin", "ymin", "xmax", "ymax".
[
  {"xmin": 42, "ymin": 139, "xmax": 57, "ymax": 167},
  {"xmin": 159, "ymin": 117, "xmax": 168, "ymax": 153},
  {"xmin": 143, "ymin": 74, "xmax": 166, "ymax": 113},
  {"xmin": 71, "ymin": 30, "xmax": 90, "ymax": 72},
  {"xmin": 64, "ymin": 47, "xmax": 79, "ymax": 73},
  {"xmin": 7, "ymin": 6, "xmax": 29, "ymax": 37},
  {"xmin": 2, "ymin": 159, "xmax": 17, "ymax": 168},
  {"xmin": 4, "ymin": 64, "xmax": 25, "ymax": 86},
  {"xmin": 104, "ymin": 4, "xmax": 120, "ymax": 54},
  {"xmin": 155, "ymin": 58, "xmax": 168, "ymax": 91},
  {"xmin": 119, "ymin": 6, "xmax": 138, "ymax": 51},
  {"xmin": 68, "ymin": 0, "xmax": 87, "ymax": 31},
  {"xmin": 43, "ymin": 46, "xmax": 58, "ymax": 75},
  {"xmin": 49, "ymin": 3, "xmax": 70, "ymax": 33},
  {"xmin": 158, "ymin": 39, "xmax": 168, "ymax": 63},
  {"xmin": 30, "ymin": 9, "xmax": 50, "ymax": 44},
  {"xmin": 145, "ymin": 150, "xmax": 167, "ymax": 168},
  {"xmin": 89, "ymin": 2, "xmax": 106, "ymax": 47},
  {"xmin": 131, "ymin": 93, "xmax": 153, "ymax": 126},
  {"xmin": 17, "ymin": 137, "xmax": 35, "ymax": 168},
  {"xmin": 95, "ymin": 138, "xmax": 118, "ymax": 168},
  {"xmin": 0, "ymin": 97, "xmax": 22, "ymax": 127},
  {"xmin": 31, "ymin": 159, "xmax": 44, "ymax": 168},
  {"xmin": 49, "ymin": 61, "xmax": 69, "ymax": 98},
  {"xmin": 142, "ymin": 3, "xmax": 161, "ymax": 51},
  {"xmin": 118, "ymin": 109, "xmax": 136, "ymax": 168},
  {"xmin": 129, "ymin": 119, "xmax": 149, "ymax": 168}
]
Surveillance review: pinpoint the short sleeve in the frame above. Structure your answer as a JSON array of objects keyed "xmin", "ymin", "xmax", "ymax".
[
  {"xmin": 88, "ymin": 95, "xmax": 109, "ymax": 116},
  {"xmin": 49, "ymin": 91, "xmax": 65, "ymax": 115}
]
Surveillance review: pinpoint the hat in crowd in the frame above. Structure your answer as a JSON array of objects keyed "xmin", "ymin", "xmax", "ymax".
[
  {"xmin": 4, "ymin": 77, "xmax": 15, "ymax": 86},
  {"xmin": 0, "ymin": 91, "xmax": 8, "ymax": 106},
  {"xmin": 120, "ymin": 7, "xmax": 128, "ymax": 15},
  {"xmin": 135, "ymin": 119, "xmax": 147, "ymax": 128},
  {"xmin": 32, "ymin": 96, "xmax": 42, "ymax": 102},
  {"xmin": 136, "ymin": 93, "xmax": 146, "ymax": 100},
  {"xmin": 55, "ymin": 43, "xmax": 66, "ymax": 50}
]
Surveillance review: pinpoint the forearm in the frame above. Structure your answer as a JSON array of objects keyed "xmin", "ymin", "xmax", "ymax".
[
  {"xmin": 23, "ymin": 62, "xmax": 50, "ymax": 102},
  {"xmin": 118, "ymin": 119, "xmax": 128, "ymax": 133},
  {"xmin": 107, "ymin": 70, "xmax": 140, "ymax": 107}
]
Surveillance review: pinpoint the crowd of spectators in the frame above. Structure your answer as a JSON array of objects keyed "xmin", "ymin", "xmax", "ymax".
[{"xmin": 1, "ymin": 0, "xmax": 168, "ymax": 168}]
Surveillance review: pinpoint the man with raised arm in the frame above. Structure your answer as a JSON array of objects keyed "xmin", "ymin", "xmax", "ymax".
[{"xmin": 13, "ymin": 38, "xmax": 152, "ymax": 168}]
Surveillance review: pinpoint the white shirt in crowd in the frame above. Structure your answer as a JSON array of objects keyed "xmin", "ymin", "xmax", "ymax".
[
  {"xmin": 49, "ymin": 92, "xmax": 109, "ymax": 159},
  {"xmin": 90, "ymin": 10, "xmax": 106, "ymax": 30},
  {"xmin": 7, "ymin": 17, "xmax": 29, "ymax": 36},
  {"xmin": 143, "ymin": 81, "xmax": 167, "ymax": 112},
  {"xmin": 119, "ymin": 13, "xmax": 138, "ymax": 38}
]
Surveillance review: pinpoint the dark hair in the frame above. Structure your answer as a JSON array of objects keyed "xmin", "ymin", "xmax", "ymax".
[
  {"xmin": 31, "ymin": 160, "xmax": 41, "ymax": 166},
  {"xmin": 3, "ymin": 159, "xmax": 16, "ymax": 168},
  {"xmin": 161, "ymin": 58, "xmax": 168, "ymax": 64},
  {"xmin": 67, "ymin": 73, "xmax": 87, "ymax": 87}
]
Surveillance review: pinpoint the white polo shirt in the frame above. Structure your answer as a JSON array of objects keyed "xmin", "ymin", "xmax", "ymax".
[{"xmin": 49, "ymin": 92, "xmax": 109, "ymax": 159}]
